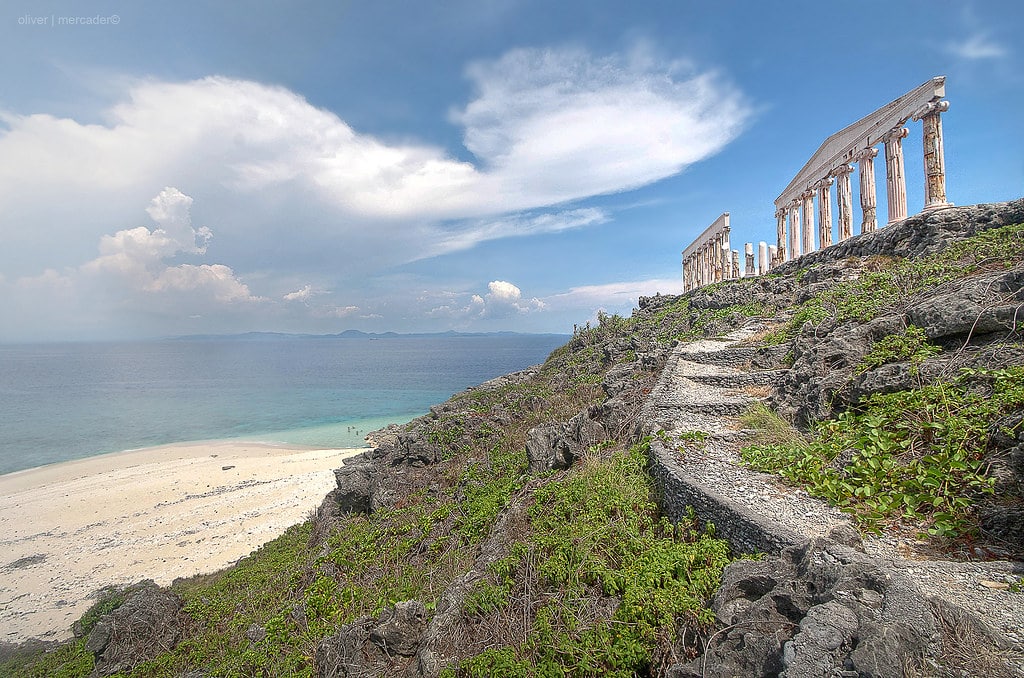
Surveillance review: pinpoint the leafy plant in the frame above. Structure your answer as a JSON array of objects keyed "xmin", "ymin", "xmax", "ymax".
[
  {"xmin": 857, "ymin": 324, "xmax": 940, "ymax": 374},
  {"xmin": 741, "ymin": 368, "xmax": 1024, "ymax": 537}
]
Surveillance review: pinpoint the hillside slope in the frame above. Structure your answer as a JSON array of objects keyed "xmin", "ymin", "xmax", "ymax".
[{"xmin": 5, "ymin": 199, "xmax": 1024, "ymax": 677}]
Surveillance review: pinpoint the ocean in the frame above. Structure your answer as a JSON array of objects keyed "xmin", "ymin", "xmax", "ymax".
[{"xmin": 0, "ymin": 334, "xmax": 568, "ymax": 476}]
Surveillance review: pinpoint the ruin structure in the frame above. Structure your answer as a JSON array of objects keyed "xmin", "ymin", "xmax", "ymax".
[{"xmin": 682, "ymin": 76, "xmax": 952, "ymax": 290}]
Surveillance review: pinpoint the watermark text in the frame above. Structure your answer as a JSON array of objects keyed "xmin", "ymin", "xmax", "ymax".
[{"xmin": 16, "ymin": 13, "xmax": 120, "ymax": 27}]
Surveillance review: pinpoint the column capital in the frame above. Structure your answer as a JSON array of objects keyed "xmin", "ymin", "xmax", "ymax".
[
  {"xmin": 813, "ymin": 176, "xmax": 834, "ymax": 190},
  {"xmin": 912, "ymin": 99, "xmax": 950, "ymax": 122},
  {"xmin": 831, "ymin": 163, "xmax": 854, "ymax": 177},
  {"xmin": 775, "ymin": 207, "xmax": 786, "ymax": 219},
  {"xmin": 882, "ymin": 126, "xmax": 909, "ymax": 142},
  {"xmin": 853, "ymin": 147, "xmax": 879, "ymax": 162}
]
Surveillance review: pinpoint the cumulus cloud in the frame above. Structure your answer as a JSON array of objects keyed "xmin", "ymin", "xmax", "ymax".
[
  {"xmin": 428, "ymin": 280, "xmax": 545, "ymax": 320},
  {"xmin": 0, "ymin": 47, "xmax": 748, "ymax": 272},
  {"xmin": 284, "ymin": 284, "xmax": 314, "ymax": 303},
  {"xmin": 81, "ymin": 188, "xmax": 261, "ymax": 307}
]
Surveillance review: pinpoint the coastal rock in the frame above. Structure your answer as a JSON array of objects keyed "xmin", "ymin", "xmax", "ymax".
[
  {"xmin": 86, "ymin": 581, "xmax": 182, "ymax": 677},
  {"xmin": 369, "ymin": 600, "xmax": 427, "ymax": 657},
  {"xmin": 691, "ymin": 536, "xmax": 940, "ymax": 678},
  {"xmin": 525, "ymin": 411, "xmax": 606, "ymax": 474},
  {"xmin": 315, "ymin": 601, "xmax": 427, "ymax": 677},
  {"xmin": 319, "ymin": 463, "xmax": 377, "ymax": 516}
]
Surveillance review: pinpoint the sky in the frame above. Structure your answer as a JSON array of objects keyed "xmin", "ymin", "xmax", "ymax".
[{"xmin": 1, "ymin": 1, "xmax": 1021, "ymax": 341}]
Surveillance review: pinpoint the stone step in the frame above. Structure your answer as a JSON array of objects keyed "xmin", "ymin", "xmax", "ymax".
[
  {"xmin": 675, "ymin": 346, "xmax": 759, "ymax": 367},
  {"xmin": 683, "ymin": 369, "xmax": 788, "ymax": 388},
  {"xmin": 651, "ymin": 399, "xmax": 752, "ymax": 417}
]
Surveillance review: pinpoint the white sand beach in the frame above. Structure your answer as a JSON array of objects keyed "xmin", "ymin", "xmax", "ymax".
[{"xmin": 0, "ymin": 441, "xmax": 363, "ymax": 643}]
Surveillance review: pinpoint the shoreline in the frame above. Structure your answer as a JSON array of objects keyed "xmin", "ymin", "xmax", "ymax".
[{"xmin": 0, "ymin": 439, "xmax": 365, "ymax": 643}]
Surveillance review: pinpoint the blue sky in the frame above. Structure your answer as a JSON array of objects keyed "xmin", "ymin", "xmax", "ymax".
[{"xmin": 1, "ymin": 0, "xmax": 1021, "ymax": 341}]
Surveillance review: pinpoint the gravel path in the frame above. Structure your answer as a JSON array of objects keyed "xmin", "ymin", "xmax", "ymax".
[{"xmin": 644, "ymin": 320, "xmax": 1024, "ymax": 651}]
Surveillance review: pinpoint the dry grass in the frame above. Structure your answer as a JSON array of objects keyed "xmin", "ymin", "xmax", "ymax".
[{"xmin": 924, "ymin": 600, "xmax": 1024, "ymax": 678}]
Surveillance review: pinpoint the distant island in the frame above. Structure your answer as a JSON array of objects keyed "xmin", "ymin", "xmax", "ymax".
[{"xmin": 168, "ymin": 329, "xmax": 571, "ymax": 341}]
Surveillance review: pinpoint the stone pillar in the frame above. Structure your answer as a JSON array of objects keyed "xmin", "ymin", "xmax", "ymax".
[
  {"xmin": 801, "ymin": 191, "xmax": 815, "ymax": 255},
  {"xmin": 855, "ymin": 147, "xmax": 879, "ymax": 233},
  {"xmin": 775, "ymin": 208, "xmax": 787, "ymax": 263},
  {"xmin": 788, "ymin": 203, "xmax": 801, "ymax": 259},
  {"xmin": 914, "ymin": 100, "xmax": 951, "ymax": 210},
  {"xmin": 815, "ymin": 177, "xmax": 834, "ymax": 249},
  {"xmin": 883, "ymin": 126, "xmax": 909, "ymax": 224},
  {"xmin": 731, "ymin": 250, "xmax": 740, "ymax": 279},
  {"xmin": 744, "ymin": 243, "xmax": 755, "ymax": 277},
  {"xmin": 758, "ymin": 242, "xmax": 768, "ymax": 275},
  {"xmin": 834, "ymin": 164, "xmax": 854, "ymax": 241},
  {"xmin": 768, "ymin": 245, "xmax": 778, "ymax": 270}
]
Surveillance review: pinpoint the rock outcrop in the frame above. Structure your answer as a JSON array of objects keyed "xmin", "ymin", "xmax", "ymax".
[
  {"xmin": 314, "ymin": 601, "xmax": 428, "ymax": 678},
  {"xmin": 83, "ymin": 582, "xmax": 182, "ymax": 677}
]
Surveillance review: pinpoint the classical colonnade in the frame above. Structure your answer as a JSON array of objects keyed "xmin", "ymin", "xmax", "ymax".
[
  {"xmin": 772, "ymin": 76, "xmax": 950, "ymax": 264},
  {"xmin": 682, "ymin": 213, "xmax": 773, "ymax": 292},
  {"xmin": 682, "ymin": 76, "xmax": 952, "ymax": 290}
]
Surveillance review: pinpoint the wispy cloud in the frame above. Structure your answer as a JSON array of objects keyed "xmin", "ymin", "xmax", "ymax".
[{"xmin": 946, "ymin": 31, "xmax": 1008, "ymax": 60}]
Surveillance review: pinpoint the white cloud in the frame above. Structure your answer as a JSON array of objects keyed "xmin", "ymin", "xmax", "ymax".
[
  {"xmin": 0, "ymin": 45, "xmax": 750, "ymax": 338},
  {"xmin": 0, "ymin": 49, "xmax": 747, "ymax": 270},
  {"xmin": 428, "ymin": 279, "xmax": 545, "ymax": 320},
  {"xmin": 544, "ymin": 278, "xmax": 680, "ymax": 310},
  {"xmin": 419, "ymin": 207, "xmax": 609, "ymax": 259},
  {"xmin": 80, "ymin": 188, "xmax": 261, "ymax": 310},
  {"xmin": 284, "ymin": 284, "xmax": 314, "ymax": 303},
  {"xmin": 946, "ymin": 32, "xmax": 1008, "ymax": 60},
  {"xmin": 454, "ymin": 46, "xmax": 749, "ymax": 204}
]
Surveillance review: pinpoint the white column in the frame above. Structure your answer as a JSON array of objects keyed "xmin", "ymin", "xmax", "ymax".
[
  {"xmin": 768, "ymin": 245, "xmax": 778, "ymax": 270},
  {"xmin": 758, "ymin": 242, "xmax": 768, "ymax": 275},
  {"xmin": 775, "ymin": 208, "xmax": 787, "ymax": 263},
  {"xmin": 834, "ymin": 164, "xmax": 854, "ymax": 241},
  {"xmin": 883, "ymin": 126, "xmax": 909, "ymax": 224},
  {"xmin": 744, "ymin": 243, "xmax": 755, "ymax": 277},
  {"xmin": 855, "ymin": 147, "xmax": 879, "ymax": 233},
  {"xmin": 731, "ymin": 250, "xmax": 740, "ymax": 279},
  {"xmin": 815, "ymin": 177, "xmax": 834, "ymax": 249},
  {"xmin": 913, "ymin": 100, "xmax": 951, "ymax": 210},
  {"xmin": 801, "ymin": 190, "xmax": 815, "ymax": 254},
  {"xmin": 788, "ymin": 203, "xmax": 801, "ymax": 259}
]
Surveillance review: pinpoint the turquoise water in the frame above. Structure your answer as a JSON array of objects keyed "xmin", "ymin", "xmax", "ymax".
[{"xmin": 0, "ymin": 334, "xmax": 567, "ymax": 475}]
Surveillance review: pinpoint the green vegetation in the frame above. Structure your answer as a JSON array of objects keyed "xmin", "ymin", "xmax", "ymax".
[
  {"xmin": 856, "ymin": 324, "xmax": 941, "ymax": 374},
  {"xmin": 765, "ymin": 222, "xmax": 1024, "ymax": 344},
  {"xmin": 742, "ymin": 367, "xmax": 1024, "ymax": 537},
  {"xmin": 452, "ymin": 442, "xmax": 729, "ymax": 677}
]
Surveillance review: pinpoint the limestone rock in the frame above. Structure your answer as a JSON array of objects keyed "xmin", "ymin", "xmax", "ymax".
[
  {"xmin": 85, "ymin": 582, "xmax": 183, "ymax": 677},
  {"xmin": 369, "ymin": 600, "xmax": 427, "ymax": 657},
  {"xmin": 694, "ymin": 538, "xmax": 940, "ymax": 678},
  {"xmin": 319, "ymin": 462, "xmax": 376, "ymax": 516},
  {"xmin": 315, "ymin": 601, "xmax": 428, "ymax": 677},
  {"xmin": 905, "ymin": 268, "xmax": 1024, "ymax": 339}
]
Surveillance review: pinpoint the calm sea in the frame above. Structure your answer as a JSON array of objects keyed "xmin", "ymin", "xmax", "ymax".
[{"xmin": 0, "ymin": 334, "xmax": 567, "ymax": 476}]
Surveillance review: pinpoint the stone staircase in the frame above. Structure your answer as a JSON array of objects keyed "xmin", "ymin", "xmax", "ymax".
[
  {"xmin": 642, "ymin": 320, "xmax": 855, "ymax": 555},
  {"xmin": 641, "ymin": 318, "xmax": 1024, "ymax": 652}
]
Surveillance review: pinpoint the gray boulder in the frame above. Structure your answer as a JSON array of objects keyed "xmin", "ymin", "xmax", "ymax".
[
  {"xmin": 315, "ymin": 601, "xmax": 428, "ymax": 677},
  {"xmin": 905, "ymin": 267, "xmax": 1024, "ymax": 340},
  {"xmin": 693, "ymin": 533, "xmax": 940, "ymax": 678},
  {"xmin": 85, "ymin": 582, "xmax": 182, "ymax": 677}
]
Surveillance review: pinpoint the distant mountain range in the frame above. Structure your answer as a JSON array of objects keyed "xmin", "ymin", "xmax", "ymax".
[{"xmin": 169, "ymin": 330, "xmax": 570, "ymax": 341}]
